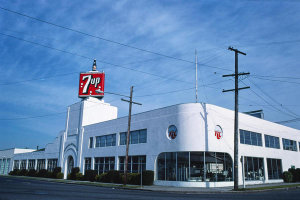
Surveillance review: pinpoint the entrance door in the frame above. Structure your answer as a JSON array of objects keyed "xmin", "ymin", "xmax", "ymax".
[{"xmin": 67, "ymin": 156, "xmax": 74, "ymax": 174}]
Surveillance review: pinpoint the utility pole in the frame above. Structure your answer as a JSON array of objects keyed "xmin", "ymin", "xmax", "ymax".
[
  {"xmin": 121, "ymin": 86, "xmax": 142, "ymax": 185},
  {"xmin": 195, "ymin": 49, "xmax": 198, "ymax": 103},
  {"xmin": 223, "ymin": 46, "xmax": 249, "ymax": 190}
]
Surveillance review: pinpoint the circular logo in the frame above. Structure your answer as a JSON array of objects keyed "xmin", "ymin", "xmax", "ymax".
[
  {"xmin": 167, "ymin": 125, "xmax": 177, "ymax": 140},
  {"xmin": 214, "ymin": 125, "xmax": 223, "ymax": 140}
]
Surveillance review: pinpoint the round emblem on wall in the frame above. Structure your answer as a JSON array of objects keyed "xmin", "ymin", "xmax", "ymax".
[
  {"xmin": 214, "ymin": 125, "xmax": 223, "ymax": 140},
  {"xmin": 167, "ymin": 125, "xmax": 177, "ymax": 140}
]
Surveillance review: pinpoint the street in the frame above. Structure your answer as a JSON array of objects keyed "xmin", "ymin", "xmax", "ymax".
[{"xmin": 0, "ymin": 176, "xmax": 299, "ymax": 200}]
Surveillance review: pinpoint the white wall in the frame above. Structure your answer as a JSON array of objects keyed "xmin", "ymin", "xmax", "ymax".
[{"xmin": 5, "ymin": 102, "xmax": 300, "ymax": 187}]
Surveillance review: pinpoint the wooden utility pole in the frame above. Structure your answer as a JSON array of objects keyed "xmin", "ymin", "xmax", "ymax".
[
  {"xmin": 223, "ymin": 46, "xmax": 249, "ymax": 190},
  {"xmin": 121, "ymin": 86, "xmax": 142, "ymax": 185}
]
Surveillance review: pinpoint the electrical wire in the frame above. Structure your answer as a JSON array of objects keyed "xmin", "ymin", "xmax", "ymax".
[
  {"xmin": 0, "ymin": 6, "xmax": 232, "ymax": 72},
  {"xmin": 247, "ymin": 78, "xmax": 300, "ymax": 118},
  {"xmin": 0, "ymin": 32, "xmax": 193, "ymax": 85}
]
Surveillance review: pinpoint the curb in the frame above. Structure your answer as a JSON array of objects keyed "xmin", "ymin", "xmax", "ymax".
[{"xmin": 2, "ymin": 175, "xmax": 300, "ymax": 194}]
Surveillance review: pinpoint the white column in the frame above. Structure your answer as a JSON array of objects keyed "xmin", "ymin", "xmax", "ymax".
[
  {"xmin": 26, "ymin": 159, "xmax": 29, "ymax": 170},
  {"xmin": 45, "ymin": 159, "xmax": 48, "ymax": 170},
  {"xmin": 34, "ymin": 159, "xmax": 38, "ymax": 170},
  {"xmin": 91, "ymin": 157, "xmax": 95, "ymax": 170}
]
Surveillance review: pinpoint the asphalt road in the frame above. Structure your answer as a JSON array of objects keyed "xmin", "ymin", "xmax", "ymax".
[{"xmin": 0, "ymin": 176, "xmax": 299, "ymax": 200}]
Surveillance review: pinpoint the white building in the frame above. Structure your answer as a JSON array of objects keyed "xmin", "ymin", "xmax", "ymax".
[
  {"xmin": 0, "ymin": 148, "xmax": 35, "ymax": 175},
  {"xmin": 2, "ymin": 97, "xmax": 300, "ymax": 187}
]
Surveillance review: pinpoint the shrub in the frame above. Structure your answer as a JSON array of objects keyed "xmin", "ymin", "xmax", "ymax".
[
  {"xmin": 27, "ymin": 169, "xmax": 37, "ymax": 177},
  {"xmin": 52, "ymin": 167, "xmax": 62, "ymax": 179},
  {"xmin": 283, "ymin": 171, "xmax": 293, "ymax": 182},
  {"xmin": 288, "ymin": 168, "xmax": 300, "ymax": 182},
  {"xmin": 106, "ymin": 170, "xmax": 122, "ymax": 183},
  {"xmin": 84, "ymin": 170, "xmax": 98, "ymax": 182},
  {"xmin": 9, "ymin": 169, "xmax": 20, "ymax": 176},
  {"xmin": 127, "ymin": 173, "xmax": 140, "ymax": 185},
  {"xmin": 45, "ymin": 171, "xmax": 53, "ymax": 178},
  {"xmin": 37, "ymin": 169, "xmax": 48, "ymax": 177},
  {"xmin": 76, "ymin": 172, "xmax": 84, "ymax": 181},
  {"xmin": 142, "ymin": 170, "xmax": 154, "ymax": 185},
  {"xmin": 68, "ymin": 167, "xmax": 80, "ymax": 180},
  {"xmin": 19, "ymin": 169, "xmax": 28, "ymax": 176},
  {"xmin": 95, "ymin": 174, "xmax": 101, "ymax": 182},
  {"xmin": 96, "ymin": 173, "xmax": 108, "ymax": 182},
  {"xmin": 56, "ymin": 172, "xmax": 64, "ymax": 179}
]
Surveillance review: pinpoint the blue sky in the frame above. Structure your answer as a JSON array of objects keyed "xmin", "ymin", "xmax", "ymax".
[{"xmin": 0, "ymin": 0, "xmax": 300, "ymax": 150}]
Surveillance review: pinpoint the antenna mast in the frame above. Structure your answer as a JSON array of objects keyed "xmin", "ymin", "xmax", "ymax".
[{"xmin": 195, "ymin": 49, "xmax": 198, "ymax": 103}]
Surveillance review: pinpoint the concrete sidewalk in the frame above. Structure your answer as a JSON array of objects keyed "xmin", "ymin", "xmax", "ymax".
[
  {"xmin": 3, "ymin": 175, "xmax": 300, "ymax": 193},
  {"xmin": 135, "ymin": 182, "xmax": 300, "ymax": 193}
]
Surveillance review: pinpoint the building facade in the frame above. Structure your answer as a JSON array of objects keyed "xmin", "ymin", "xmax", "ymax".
[{"xmin": 2, "ymin": 97, "xmax": 300, "ymax": 187}]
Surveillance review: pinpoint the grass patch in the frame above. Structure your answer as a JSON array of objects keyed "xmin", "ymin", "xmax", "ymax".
[
  {"xmin": 4, "ymin": 175, "xmax": 140, "ymax": 189},
  {"xmin": 236, "ymin": 184, "xmax": 300, "ymax": 191}
]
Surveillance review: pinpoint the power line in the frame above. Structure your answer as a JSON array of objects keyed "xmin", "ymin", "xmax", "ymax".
[
  {"xmin": 0, "ymin": 86, "xmax": 197, "ymax": 121},
  {"xmin": 136, "ymin": 87, "xmax": 195, "ymax": 98},
  {"xmin": 240, "ymin": 79, "xmax": 299, "ymax": 119},
  {"xmin": 247, "ymin": 78, "xmax": 300, "ymax": 118},
  {"xmin": 252, "ymin": 74, "xmax": 300, "ymax": 80},
  {"xmin": 0, "ymin": 6, "xmax": 231, "ymax": 72},
  {"xmin": 276, "ymin": 117, "xmax": 300, "ymax": 124},
  {"xmin": 0, "ymin": 32, "xmax": 194, "ymax": 85},
  {"xmin": 251, "ymin": 76, "xmax": 300, "ymax": 85},
  {"xmin": 0, "ymin": 71, "xmax": 78, "ymax": 85}
]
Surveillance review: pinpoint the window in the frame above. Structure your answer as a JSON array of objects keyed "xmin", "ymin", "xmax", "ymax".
[
  {"xmin": 28, "ymin": 160, "xmax": 36, "ymax": 170},
  {"xmin": 94, "ymin": 157, "xmax": 115, "ymax": 174},
  {"xmin": 265, "ymin": 135, "xmax": 280, "ymax": 149},
  {"xmin": 157, "ymin": 152, "xmax": 233, "ymax": 182},
  {"xmin": 243, "ymin": 157, "xmax": 264, "ymax": 181},
  {"xmin": 267, "ymin": 158, "xmax": 282, "ymax": 179},
  {"xmin": 85, "ymin": 158, "xmax": 92, "ymax": 173},
  {"xmin": 37, "ymin": 159, "xmax": 46, "ymax": 171},
  {"xmin": 95, "ymin": 134, "xmax": 116, "ymax": 147},
  {"xmin": 240, "ymin": 130, "xmax": 262, "ymax": 146},
  {"xmin": 282, "ymin": 138, "xmax": 297, "ymax": 151},
  {"xmin": 47, "ymin": 159, "xmax": 58, "ymax": 172},
  {"xmin": 13, "ymin": 160, "xmax": 19, "ymax": 169},
  {"xmin": 120, "ymin": 129, "xmax": 147, "ymax": 145},
  {"xmin": 5, "ymin": 159, "xmax": 10, "ymax": 175},
  {"xmin": 20, "ymin": 160, "xmax": 27, "ymax": 170},
  {"xmin": 0, "ymin": 160, "xmax": 2, "ymax": 174},
  {"xmin": 119, "ymin": 156, "xmax": 146, "ymax": 173},
  {"xmin": 89, "ymin": 137, "xmax": 93, "ymax": 148}
]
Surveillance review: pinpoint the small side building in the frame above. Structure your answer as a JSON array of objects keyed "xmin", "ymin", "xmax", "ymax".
[{"xmin": 0, "ymin": 148, "xmax": 35, "ymax": 175}]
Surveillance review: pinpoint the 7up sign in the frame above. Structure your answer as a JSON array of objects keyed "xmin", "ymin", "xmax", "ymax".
[{"xmin": 78, "ymin": 72, "xmax": 105, "ymax": 98}]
